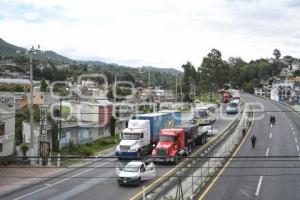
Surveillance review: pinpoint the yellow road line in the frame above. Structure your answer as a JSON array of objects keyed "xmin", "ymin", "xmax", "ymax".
[
  {"xmin": 129, "ymin": 117, "xmax": 239, "ymax": 200},
  {"xmin": 198, "ymin": 111, "xmax": 254, "ymax": 200}
]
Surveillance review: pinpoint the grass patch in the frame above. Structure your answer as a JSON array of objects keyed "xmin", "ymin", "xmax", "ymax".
[
  {"xmin": 199, "ymin": 93, "xmax": 220, "ymax": 104},
  {"xmin": 60, "ymin": 134, "xmax": 121, "ymax": 156}
]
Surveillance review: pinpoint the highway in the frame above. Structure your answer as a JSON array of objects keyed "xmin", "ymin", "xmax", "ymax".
[
  {"xmin": 201, "ymin": 94, "xmax": 300, "ymax": 200},
  {"xmin": 0, "ymin": 104, "xmax": 236, "ymax": 200}
]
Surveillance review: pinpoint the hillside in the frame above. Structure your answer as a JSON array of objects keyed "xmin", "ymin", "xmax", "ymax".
[{"xmin": 0, "ymin": 38, "xmax": 181, "ymax": 75}]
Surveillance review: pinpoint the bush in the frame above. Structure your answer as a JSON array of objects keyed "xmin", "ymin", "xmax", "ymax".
[{"xmin": 20, "ymin": 142, "xmax": 29, "ymax": 152}]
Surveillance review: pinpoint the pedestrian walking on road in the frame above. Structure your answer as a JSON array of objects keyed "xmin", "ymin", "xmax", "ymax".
[{"xmin": 251, "ymin": 135, "xmax": 257, "ymax": 149}]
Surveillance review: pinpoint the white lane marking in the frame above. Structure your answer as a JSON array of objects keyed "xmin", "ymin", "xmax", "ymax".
[
  {"xmin": 295, "ymin": 138, "xmax": 298, "ymax": 144},
  {"xmin": 297, "ymin": 145, "xmax": 299, "ymax": 152},
  {"xmin": 255, "ymin": 176, "xmax": 264, "ymax": 196},
  {"xmin": 14, "ymin": 161, "xmax": 110, "ymax": 200},
  {"xmin": 269, "ymin": 133, "xmax": 272, "ymax": 139},
  {"xmin": 45, "ymin": 184, "xmax": 51, "ymax": 186},
  {"xmin": 267, "ymin": 112, "xmax": 270, "ymax": 115},
  {"xmin": 265, "ymin": 148, "xmax": 269, "ymax": 157},
  {"xmin": 293, "ymin": 131, "xmax": 296, "ymax": 135},
  {"xmin": 270, "ymin": 124, "xmax": 273, "ymax": 128}
]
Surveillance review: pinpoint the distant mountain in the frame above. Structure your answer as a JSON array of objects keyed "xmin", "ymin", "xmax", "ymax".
[
  {"xmin": 0, "ymin": 38, "xmax": 21, "ymax": 55},
  {"xmin": 38, "ymin": 50, "xmax": 71, "ymax": 62},
  {"xmin": 0, "ymin": 38, "xmax": 71, "ymax": 62},
  {"xmin": 0, "ymin": 38, "xmax": 182, "ymax": 75},
  {"xmin": 141, "ymin": 66, "xmax": 182, "ymax": 76},
  {"xmin": 78, "ymin": 60, "xmax": 106, "ymax": 65}
]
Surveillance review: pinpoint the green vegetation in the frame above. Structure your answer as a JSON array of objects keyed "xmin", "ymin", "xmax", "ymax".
[
  {"xmin": 40, "ymin": 79, "xmax": 47, "ymax": 92},
  {"xmin": 182, "ymin": 48, "xmax": 289, "ymax": 96},
  {"xmin": 199, "ymin": 93, "xmax": 221, "ymax": 104},
  {"xmin": 59, "ymin": 134, "xmax": 121, "ymax": 156}
]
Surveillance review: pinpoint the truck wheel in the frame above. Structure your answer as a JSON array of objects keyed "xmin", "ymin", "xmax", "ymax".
[
  {"xmin": 137, "ymin": 177, "xmax": 141, "ymax": 186},
  {"xmin": 137, "ymin": 150, "xmax": 141, "ymax": 158},
  {"xmin": 173, "ymin": 156, "xmax": 178, "ymax": 164},
  {"xmin": 188, "ymin": 146, "xmax": 192, "ymax": 155}
]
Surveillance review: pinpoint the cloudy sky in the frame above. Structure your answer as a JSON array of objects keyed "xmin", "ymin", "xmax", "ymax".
[{"xmin": 1, "ymin": 0, "xmax": 300, "ymax": 69}]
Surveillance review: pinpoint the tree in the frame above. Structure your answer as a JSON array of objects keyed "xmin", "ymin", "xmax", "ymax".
[
  {"xmin": 228, "ymin": 57, "xmax": 246, "ymax": 88},
  {"xmin": 110, "ymin": 116, "xmax": 116, "ymax": 137},
  {"xmin": 243, "ymin": 82, "xmax": 255, "ymax": 94},
  {"xmin": 83, "ymin": 64, "xmax": 88, "ymax": 72},
  {"xmin": 283, "ymin": 55, "xmax": 296, "ymax": 70},
  {"xmin": 40, "ymin": 79, "xmax": 47, "ymax": 92},
  {"xmin": 198, "ymin": 49, "xmax": 229, "ymax": 91},
  {"xmin": 181, "ymin": 61, "xmax": 197, "ymax": 102},
  {"xmin": 273, "ymin": 49, "xmax": 281, "ymax": 60}
]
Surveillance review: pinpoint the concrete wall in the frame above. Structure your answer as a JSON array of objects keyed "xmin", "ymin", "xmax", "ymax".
[{"xmin": 0, "ymin": 107, "xmax": 15, "ymax": 156}]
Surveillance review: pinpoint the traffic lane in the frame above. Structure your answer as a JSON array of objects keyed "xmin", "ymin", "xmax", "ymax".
[
  {"xmin": 257, "ymin": 98, "xmax": 300, "ymax": 200},
  {"xmin": 1, "ymin": 157, "xmax": 117, "ymax": 200},
  {"xmin": 244, "ymin": 94, "xmax": 300, "ymax": 200},
  {"xmin": 203, "ymin": 94, "xmax": 300, "ymax": 200},
  {"xmin": 203, "ymin": 94, "xmax": 272, "ymax": 200}
]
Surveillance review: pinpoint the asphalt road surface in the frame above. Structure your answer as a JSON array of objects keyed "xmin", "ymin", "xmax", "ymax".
[
  {"xmin": 0, "ymin": 104, "xmax": 236, "ymax": 200},
  {"xmin": 202, "ymin": 94, "xmax": 300, "ymax": 200}
]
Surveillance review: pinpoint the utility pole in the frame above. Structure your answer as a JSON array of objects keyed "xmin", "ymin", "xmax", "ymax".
[
  {"xmin": 175, "ymin": 77, "xmax": 177, "ymax": 103},
  {"xmin": 17, "ymin": 45, "xmax": 41, "ymax": 152},
  {"xmin": 180, "ymin": 76, "xmax": 183, "ymax": 103},
  {"xmin": 29, "ymin": 45, "xmax": 41, "ymax": 150},
  {"xmin": 59, "ymin": 99, "xmax": 62, "ymax": 140},
  {"xmin": 148, "ymin": 68, "xmax": 151, "ymax": 103},
  {"xmin": 114, "ymin": 75, "xmax": 117, "ymax": 103},
  {"xmin": 29, "ymin": 51, "xmax": 34, "ymax": 149}
]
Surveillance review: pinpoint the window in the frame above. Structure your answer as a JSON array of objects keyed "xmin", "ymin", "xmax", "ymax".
[
  {"xmin": 0, "ymin": 122, "xmax": 4, "ymax": 136},
  {"xmin": 160, "ymin": 135, "xmax": 176, "ymax": 142}
]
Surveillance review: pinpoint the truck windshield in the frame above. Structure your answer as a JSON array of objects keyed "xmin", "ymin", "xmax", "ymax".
[
  {"xmin": 123, "ymin": 133, "xmax": 140, "ymax": 140},
  {"xmin": 123, "ymin": 164, "xmax": 140, "ymax": 172},
  {"xmin": 160, "ymin": 136, "xmax": 176, "ymax": 142},
  {"xmin": 228, "ymin": 103, "xmax": 238, "ymax": 108},
  {"xmin": 198, "ymin": 110, "xmax": 208, "ymax": 117}
]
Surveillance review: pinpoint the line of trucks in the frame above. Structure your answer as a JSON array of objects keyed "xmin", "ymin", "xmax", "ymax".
[{"xmin": 115, "ymin": 111, "xmax": 208, "ymax": 164}]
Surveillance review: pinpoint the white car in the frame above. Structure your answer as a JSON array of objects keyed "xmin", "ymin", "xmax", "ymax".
[
  {"xmin": 116, "ymin": 160, "xmax": 156, "ymax": 186},
  {"xmin": 202, "ymin": 125, "xmax": 218, "ymax": 137}
]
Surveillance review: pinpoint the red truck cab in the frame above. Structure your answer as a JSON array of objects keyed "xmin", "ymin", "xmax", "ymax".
[
  {"xmin": 152, "ymin": 129, "xmax": 185, "ymax": 163},
  {"xmin": 223, "ymin": 91, "xmax": 232, "ymax": 103}
]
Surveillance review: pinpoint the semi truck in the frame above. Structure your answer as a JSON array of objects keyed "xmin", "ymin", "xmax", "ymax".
[
  {"xmin": 151, "ymin": 124, "xmax": 207, "ymax": 164},
  {"xmin": 115, "ymin": 112, "xmax": 178, "ymax": 158},
  {"xmin": 222, "ymin": 91, "xmax": 232, "ymax": 103}
]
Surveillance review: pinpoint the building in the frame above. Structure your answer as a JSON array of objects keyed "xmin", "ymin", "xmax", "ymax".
[
  {"xmin": 0, "ymin": 95, "xmax": 15, "ymax": 157},
  {"xmin": 270, "ymin": 81, "xmax": 296, "ymax": 102},
  {"xmin": 255, "ymin": 86, "xmax": 272, "ymax": 98},
  {"xmin": 32, "ymin": 87, "xmax": 44, "ymax": 105},
  {"xmin": 0, "ymin": 78, "xmax": 30, "ymax": 91}
]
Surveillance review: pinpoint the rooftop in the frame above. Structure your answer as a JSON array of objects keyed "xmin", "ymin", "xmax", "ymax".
[{"xmin": 0, "ymin": 78, "xmax": 30, "ymax": 85}]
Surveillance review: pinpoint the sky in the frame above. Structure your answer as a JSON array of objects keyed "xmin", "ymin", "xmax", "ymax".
[{"xmin": 1, "ymin": 0, "xmax": 300, "ymax": 70}]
